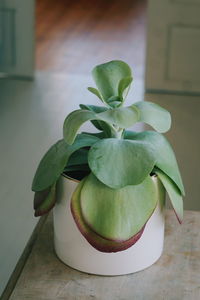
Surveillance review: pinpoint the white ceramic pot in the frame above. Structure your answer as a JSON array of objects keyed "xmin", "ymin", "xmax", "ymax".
[{"xmin": 53, "ymin": 175, "xmax": 165, "ymax": 276}]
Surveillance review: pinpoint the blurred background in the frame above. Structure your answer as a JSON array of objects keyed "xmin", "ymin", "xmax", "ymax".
[{"xmin": 0, "ymin": 0, "xmax": 200, "ymax": 298}]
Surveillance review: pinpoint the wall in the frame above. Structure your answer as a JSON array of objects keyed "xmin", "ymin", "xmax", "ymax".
[
  {"xmin": 146, "ymin": 0, "xmax": 200, "ymax": 210},
  {"xmin": 146, "ymin": 93, "xmax": 200, "ymax": 211},
  {"xmin": 146, "ymin": 0, "xmax": 200, "ymax": 94},
  {"xmin": 0, "ymin": 0, "xmax": 34, "ymax": 78}
]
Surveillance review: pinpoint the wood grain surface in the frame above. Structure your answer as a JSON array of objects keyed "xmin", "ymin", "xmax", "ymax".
[
  {"xmin": 36, "ymin": 0, "xmax": 146, "ymax": 78},
  {"xmin": 10, "ymin": 210, "xmax": 200, "ymax": 300}
]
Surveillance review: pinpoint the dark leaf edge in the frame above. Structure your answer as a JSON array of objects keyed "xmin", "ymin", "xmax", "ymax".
[{"xmin": 70, "ymin": 177, "xmax": 149, "ymax": 253}]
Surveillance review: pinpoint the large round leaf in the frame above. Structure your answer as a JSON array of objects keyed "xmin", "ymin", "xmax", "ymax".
[
  {"xmin": 80, "ymin": 174, "xmax": 157, "ymax": 241},
  {"xmin": 92, "ymin": 60, "xmax": 132, "ymax": 103},
  {"xmin": 71, "ymin": 177, "xmax": 145, "ymax": 253},
  {"xmin": 87, "ymin": 87, "xmax": 103, "ymax": 101},
  {"xmin": 124, "ymin": 130, "xmax": 185, "ymax": 195},
  {"xmin": 155, "ymin": 169, "xmax": 183, "ymax": 223},
  {"xmin": 32, "ymin": 134, "xmax": 99, "ymax": 192},
  {"xmin": 88, "ymin": 138, "xmax": 156, "ymax": 188},
  {"xmin": 133, "ymin": 101, "xmax": 171, "ymax": 133}
]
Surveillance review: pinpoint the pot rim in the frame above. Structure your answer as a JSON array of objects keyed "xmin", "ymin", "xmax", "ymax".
[{"xmin": 61, "ymin": 173, "xmax": 80, "ymax": 183}]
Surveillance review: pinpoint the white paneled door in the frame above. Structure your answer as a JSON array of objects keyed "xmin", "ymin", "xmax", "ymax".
[
  {"xmin": 146, "ymin": 0, "xmax": 200, "ymax": 211},
  {"xmin": 146, "ymin": 0, "xmax": 200, "ymax": 94},
  {"xmin": 0, "ymin": 0, "xmax": 34, "ymax": 78}
]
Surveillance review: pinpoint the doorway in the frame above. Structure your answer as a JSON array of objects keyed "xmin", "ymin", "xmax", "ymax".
[{"xmin": 36, "ymin": 0, "xmax": 147, "ymax": 80}]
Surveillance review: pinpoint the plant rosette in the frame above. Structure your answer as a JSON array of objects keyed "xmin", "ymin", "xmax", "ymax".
[{"xmin": 32, "ymin": 60, "xmax": 185, "ymax": 275}]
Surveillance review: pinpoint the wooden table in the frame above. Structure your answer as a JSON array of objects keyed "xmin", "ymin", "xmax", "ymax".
[{"xmin": 10, "ymin": 210, "xmax": 200, "ymax": 300}]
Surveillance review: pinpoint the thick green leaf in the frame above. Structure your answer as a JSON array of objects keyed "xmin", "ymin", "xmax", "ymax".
[
  {"xmin": 71, "ymin": 177, "xmax": 145, "ymax": 252},
  {"xmin": 124, "ymin": 130, "xmax": 185, "ymax": 195},
  {"xmin": 80, "ymin": 174, "xmax": 157, "ymax": 241},
  {"xmin": 133, "ymin": 101, "xmax": 171, "ymax": 133},
  {"xmin": 79, "ymin": 104, "xmax": 111, "ymax": 135},
  {"xmin": 155, "ymin": 169, "xmax": 183, "ymax": 223},
  {"xmin": 34, "ymin": 186, "xmax": 51, "ymax": 210},
  {"xmin": 79, "ymin": 104, "xmax": 108, "ymax": 114},
  {"xmin": 32, "ymin": 134, "xmax": 99, "ymax": 191},
  {"xmin": 118, "ymin": 76, "xmax": 133, "ymax": 100},
  {"xmin": 63, "ymin": 109, "xmax": 97, "ymax": 144},
  {"xmin": 64, "ymin": 106, "xmax": 139, "ymax": 144},
  {"xmin": 92, "ymin": 60, "xmax": 132, "ymax": 104},
  {"xmin": 107, "ymin": 96, "xmax": 122, "ymax": 104},
  {"xmin": 88, "ymin": 138, "xmax": 156, "ymax": 188},
  {"xmin": 66, "ymin": 148, "xmax": 88, "ymax": 167},
  {"xmin": 34, "ymin": 183, "xmax": 56, "ymax": 217},
  {"xmin": 81, "ymin": 131, "xmax": 106, "ymax": 139},
  {"xmin": 87, "ymin": 87, "xmax": 103, "ymax": 101},
  {"xmin": 98, "ymin": 105, "xmax": 139, "ymax": 129},
  {"xmin": 106, "ymin": 96, "xmax": 122, "ymax": 108}
]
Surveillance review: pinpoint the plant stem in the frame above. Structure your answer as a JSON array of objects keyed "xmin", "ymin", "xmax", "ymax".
[{"xmin": 111, "ymin": 127, "xmax": 123, "ymax": 139}]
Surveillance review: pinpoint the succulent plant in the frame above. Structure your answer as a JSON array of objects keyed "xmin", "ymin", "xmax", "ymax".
[{"xmin": 32, "ymin": 60, "xmax": 185, "ymax": 252}]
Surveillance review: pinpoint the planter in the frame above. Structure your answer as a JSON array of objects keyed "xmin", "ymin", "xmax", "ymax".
[
  {"xmin": 53, "ymin": 174, "xmax": 166, "ymax": 276},
  {"xmin": 32, "ymin": 61, "xmax": 184, "ymax": 276}
]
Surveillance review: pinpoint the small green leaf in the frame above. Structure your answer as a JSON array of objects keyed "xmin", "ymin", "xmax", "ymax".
[
  {"xmin": 79, "ymin": 104, "xmax": 111, "ymax": 135},
  {"xmin": 87, "ymin": 87, "xmax": 103, "ymax": 101},
  {"xmin": 63, "ymin": 110, "xmax": 97, "ymax": 144},
  {"xmin": 32, "ymin": 134, "xmax": 99, "ymax": 191},
  {"xmin": 98, "ymin": 105, "xmax": 139, "ymax": 129},
  {"xmin": 80, "ymin": 174, "xmax": 157, "ymax": 240},
  {"xmin": 63, "ymin": 109, "xmax": 113, "ymax": 144},
  {"xmin": 155, "ymin": 169, "xmax": 183, "ymax": 223},
  {"xmin": 124, "ymin": 130, "xmax": 185, "ymax": 195},
  {"xmin": 34, "ymin": 183, "xmax": 56, "ymax": 217},
  {"xmin": 118, "ymin": 76, "xmax": 133, "ymax": 100},
  {"xmin": 134, "ymin": 101, "xmax": 171, "ymax": 133},
  {"xmin": 79, "ymin": 104, "xmax": 108, "ymax": 114},
  {"xmin": 108, "ymin": 101, "xmax": 122, "ymax": 108},
  {"xmin": 107, "ymin": 96, "xmax": 122, "ymax": 108},
  {"xmin": 92, "ymin": 60, "xmax": 132, "ymax": 104},
  {"xmin": 81, "ymin": 131, "xmax": 106, "ymax": 139},
  {"xmin": 88, "ymin": 138, "xmax": 156, "ymax": 188}
]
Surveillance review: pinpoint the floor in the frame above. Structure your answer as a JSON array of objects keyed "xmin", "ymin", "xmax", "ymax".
[{"xmin": 36, "ymin": 0, "xmax": 147, "ymax": 79}]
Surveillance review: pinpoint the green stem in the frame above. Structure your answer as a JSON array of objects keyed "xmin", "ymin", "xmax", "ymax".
[{"xmin": 111, "ymin": 127, "xmax": 123, "ymax": 139}]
